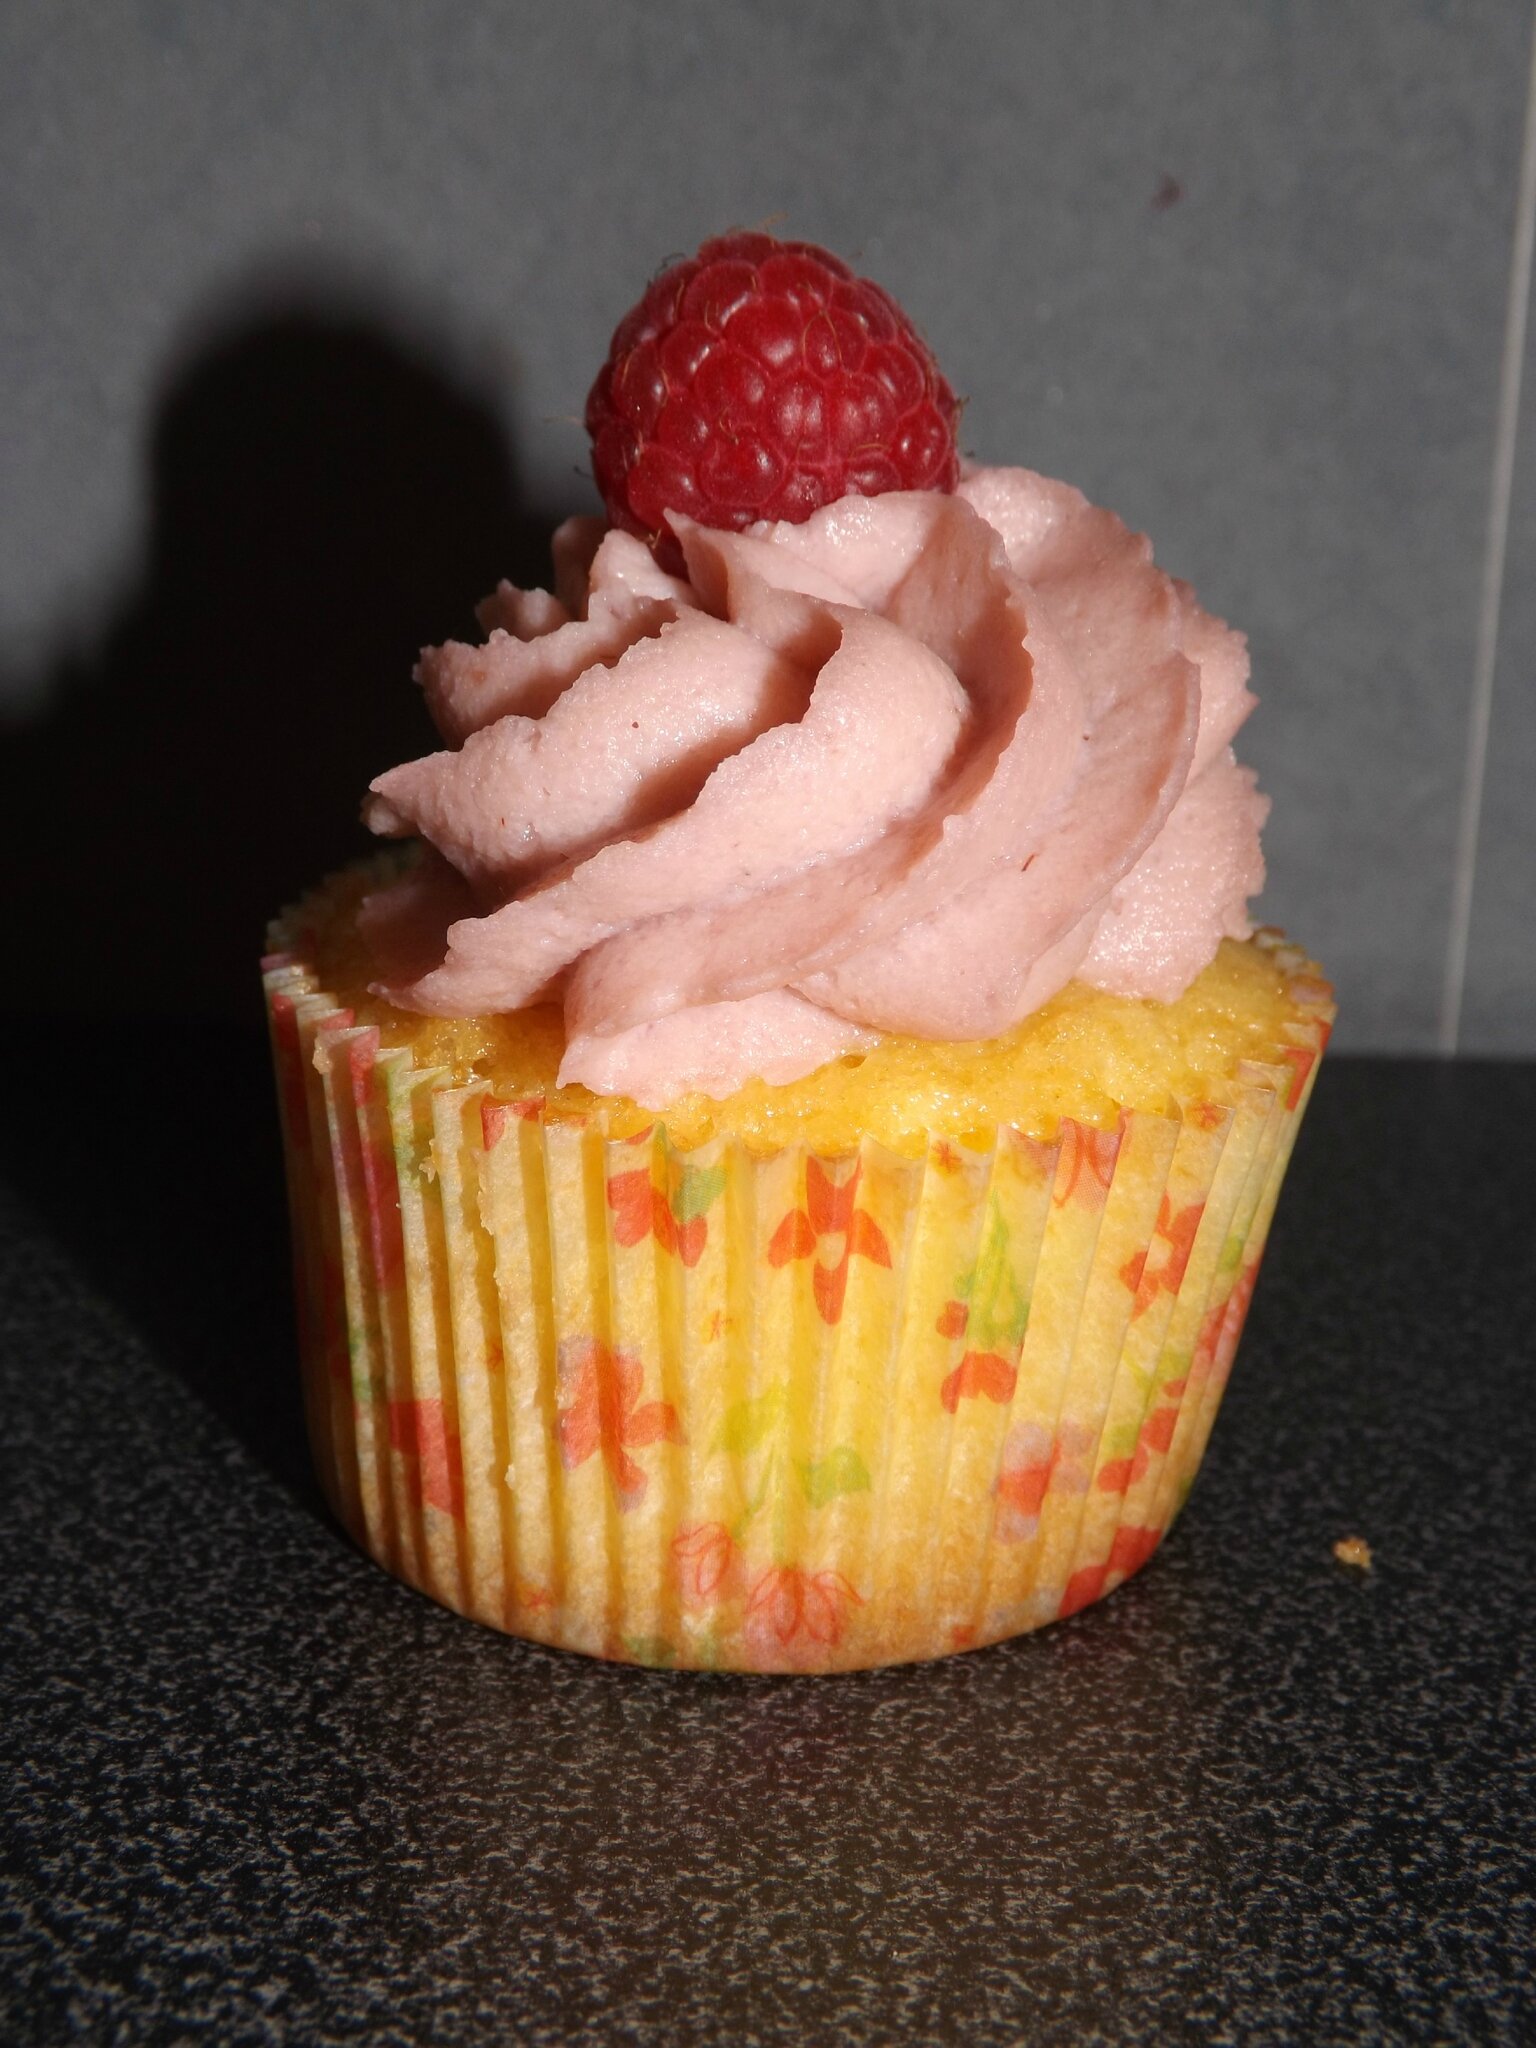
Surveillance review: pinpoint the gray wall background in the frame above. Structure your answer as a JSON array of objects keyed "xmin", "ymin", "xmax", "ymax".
[{"xmin": 3, "ymin": 0, "xmax": 1532, "ymax": 1053}]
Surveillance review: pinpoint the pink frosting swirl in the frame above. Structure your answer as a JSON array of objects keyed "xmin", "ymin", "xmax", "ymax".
[{"xmin": 361, "ymin": 467, "xmax": 1267, "ymax": 1108}]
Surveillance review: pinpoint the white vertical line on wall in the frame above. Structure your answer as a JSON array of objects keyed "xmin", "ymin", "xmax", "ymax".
[{"xmin": 1439, "ymin": 0, "xmax": 1536, "ymax": 1054}]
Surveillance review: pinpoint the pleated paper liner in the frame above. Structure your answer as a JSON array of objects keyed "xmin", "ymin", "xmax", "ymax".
[{"xmin": 263, "ymin": 926, "xmax": 1333, "ymax": 1673}]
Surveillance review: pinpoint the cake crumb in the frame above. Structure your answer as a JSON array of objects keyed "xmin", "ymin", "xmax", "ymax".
[{"xmin": 1333, "ymin": 1535, "xmax": 1373, "ymax": 1571}]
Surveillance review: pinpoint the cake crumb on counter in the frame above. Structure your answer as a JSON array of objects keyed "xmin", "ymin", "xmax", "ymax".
[{"xmin": 1333, "ymin": 1536, "xmax": 1373, "ymax": 1571}]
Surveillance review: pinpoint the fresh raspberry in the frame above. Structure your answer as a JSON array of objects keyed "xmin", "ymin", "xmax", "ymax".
[{"xmin": 585, "ymin": 231, "xmax": 961, "ymax": 568}]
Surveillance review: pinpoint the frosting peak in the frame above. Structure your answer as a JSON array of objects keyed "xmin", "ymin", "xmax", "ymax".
[{"xmin": 361, "ymin": 468, "xmax": 1267, "ymax": 1108}]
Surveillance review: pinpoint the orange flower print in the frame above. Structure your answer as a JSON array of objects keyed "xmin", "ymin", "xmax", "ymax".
[
  {"xmin": 556, "ymin": 1338, "xmax": 683, "ymax": 1509},
  {"xmin": 935, "ymin": 1299, "xmax": 970, "ymax": 1340},
  {"xmin": 481, "ymin": 1096, "xmax": 545, "ymax": 1149},
  {"xmin": 1119, "ymin": 1196, "xmax": 1205, "ymax": 1319},
  {"xmin": 1096, "ymin": 1380, "xmax": 1190, "ymax": 1495},
  {"xmin": 744, "ymin": 1564, "xmax": 863, "ymax": 1652},
  {"xmin": 1053, "ymin": 1120, "xmax": 1121, "ymax": 1209},
  {"xmin": 767, "ymin": 1158, "xmax": 891, "ymax": 1324},
  {"xmin": 940, "ymin": 1351, "xmax": 1017, "ymax": 1414},
  {"xmin": 1058, "ymin": 1524, "xmax": 1163, "ymax": 1619},
  {"xmin": 1279, "ymin": 1046, "xmax": 1316, "ymax": 1112},
  {"xmin": 388, "ymin": 1398, "xmax": 464, "ymax": 1520},
  {"xmin": 1192, "ymin": 1257, "xmax": 1261, "ymax": 1390},
  {"xmin": 606, "ymin": 1160, "xmax": 724, "ymax": 1268},
  {"xmin": 672, "ymin": 1521, "xmax": 737, "ymax": 1600},
  {"xmin": 993, "ymin": 1420, "xmax": 1093, "ymax": 1543}
]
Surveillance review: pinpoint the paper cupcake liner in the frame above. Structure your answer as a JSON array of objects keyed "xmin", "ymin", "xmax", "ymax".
[{"xmin": 263, "ymin": 928, "xmax": 1332, "ymax": 1673}]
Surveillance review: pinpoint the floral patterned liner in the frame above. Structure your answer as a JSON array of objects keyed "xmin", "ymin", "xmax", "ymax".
[{"xmin": 263, "ymin": 913, "xmax": 1333, "ymax": 1674}]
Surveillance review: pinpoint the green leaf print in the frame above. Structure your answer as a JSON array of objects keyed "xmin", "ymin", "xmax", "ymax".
[
  {"xmin": 715, "ymin": 1382, "xmax": 788, "ymax": 1458},
  {"xmin": 1158, "ymin": 1348, "xmax": 1193, "ymax": 1387},
  {"xmin": 675, "ymin": 1163, "xmax": 727, "ymax": 1224},
  {"xmin": 958, "ymin": 1201, "xmax": 1031, "ymax": 1353},
  {"xmin": 798, "ymin": 1445, "xmax": 872, "ymax": 1508},
  {"xmin": 623, "ymin": 1635, "xmax": 678, "ymax": 1669}
]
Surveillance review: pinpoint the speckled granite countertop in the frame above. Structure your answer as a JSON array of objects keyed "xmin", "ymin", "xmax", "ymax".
[{"xmin": 2, "ymin": 1039, "xmax": 1533, "ymax": 2045}]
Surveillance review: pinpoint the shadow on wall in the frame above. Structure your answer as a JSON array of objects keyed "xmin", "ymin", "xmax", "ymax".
[
  {"xmin": 0, "ymin": 275, "xmax": 567, "ymax": 1498},
  {"xmin": 1, "ymin": 278, "xmax": 567, "ymax": 1021}
]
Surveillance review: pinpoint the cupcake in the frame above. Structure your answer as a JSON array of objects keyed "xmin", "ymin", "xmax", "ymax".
[{"xmin": 263, "ymin": 233, "xmax": 1333, "ymax": 1672}]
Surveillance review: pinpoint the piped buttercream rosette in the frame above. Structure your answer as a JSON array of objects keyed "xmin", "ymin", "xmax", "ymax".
[{"xmin": 360, "ymin": 469, "xmax": 1268, "ymax": 1110}]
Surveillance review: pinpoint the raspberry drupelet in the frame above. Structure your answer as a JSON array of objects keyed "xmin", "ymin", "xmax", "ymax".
[{"xmin": 585, "ymin": 231, "xmax": 961, "ymax": 568}]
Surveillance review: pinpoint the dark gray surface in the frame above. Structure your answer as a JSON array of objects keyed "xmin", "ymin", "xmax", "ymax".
[
  {"xmin": 2, "ymin": 1041, "xmax": 1533, "ymax": 2045},
  {"xmin": 2, "ymin": 0, "xmax": 1534, "ymax": 1053}
]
